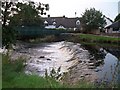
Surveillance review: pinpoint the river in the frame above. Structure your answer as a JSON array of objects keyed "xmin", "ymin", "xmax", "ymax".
[
  {"xmin": 9, "ymin": 41, "xmax": 120, "ymax": 84},
  {"xmin": 82, "ymin": 44, "xmax": 120, "ymax": 85}
]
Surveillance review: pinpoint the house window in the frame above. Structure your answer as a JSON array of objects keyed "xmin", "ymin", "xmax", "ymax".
[
  {"xmin": 53, "ymin": 22, "xmax": 56, "ymax": 25},
  {"xmin": 44, "ymin": 20, "xmax": 48, "ymax": 26},
  {"xmin": 44, "ymin": 20, "xmax": 48, "ymax": 24},
  {"xmin": 52, "ymin": 19, "xmax": 56, "ymax": 21},
  {"xmin": 76, "ymin": 20, "xmax": 80, "ymax": 25}
]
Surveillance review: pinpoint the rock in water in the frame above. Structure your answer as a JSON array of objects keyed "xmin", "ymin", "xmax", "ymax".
[{"xmin": 39, "ymin": 56, "xmax": 45, "ymax": 58}]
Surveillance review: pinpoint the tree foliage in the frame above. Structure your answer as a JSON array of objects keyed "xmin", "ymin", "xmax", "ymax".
[
  {"xmin": 1, "ymin": 0, "xmax": 49, "ymax": 48},
  {"xmin": 9, "ymin": 1, "xmax": 49, "ymax": 27},
  {"xmin": 2, "ymin": 1, "xmax": 19, "ymax": 48},
  {"xmin": 81, "ymin": 8, "xmax": 106, "ymax": 33},
  {"xmin": 114, "ymin": 13, "xmax": 120, "ymax": 22}
]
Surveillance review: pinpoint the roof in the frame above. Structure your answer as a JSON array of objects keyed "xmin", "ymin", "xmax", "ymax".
[
  {"xmin": 42, "ymin": 17, "xmax": 81, "ymax": 28},
  {"xmin": 105, "ymin": 21, "xmax": 120, "ymax": 29},
  {"xmin": 105, "ymin": 17, "xmax": 113, "ymax": 27}
]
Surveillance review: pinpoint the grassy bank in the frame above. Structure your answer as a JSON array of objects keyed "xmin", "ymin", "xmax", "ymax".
[
  {"xmin": 79, "ymin": 34, "xmax": 120, "ymax": 44},
  {"xmin": 61, "ymin": 33, "xmax": 120, "ymax": 47}
]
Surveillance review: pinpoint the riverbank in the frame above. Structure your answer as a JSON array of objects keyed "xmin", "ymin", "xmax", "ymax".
[
  {"xmin": 21, "ymin": 33, "xmax": 120, "ymax": 45},
  {"xmin": 59, "ymin": 33, "xmax": 120, "ymax": 59},
  {"xmin": 61, "ymin": 33, "xmax": 120, "ymax": 45}
]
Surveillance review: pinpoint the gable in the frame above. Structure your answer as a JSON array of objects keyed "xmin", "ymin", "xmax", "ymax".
[{"xmin": 58, "ymin": 25, "xmax": 66, "ymax": 29}]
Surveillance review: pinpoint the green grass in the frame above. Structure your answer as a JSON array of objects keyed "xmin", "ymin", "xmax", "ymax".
[
  {"xmin": 2, "ymin": 54, "xmax": 64, "ymax": 88},
  {"xmin": 3, "ymin": 73, "xmax": 64, "ymax": 88},
  {"xmin": 64, "ymin": 33, "xmax": 119, "ymax": 46},
  {"xmin": 79, "ymin": 34, "xmax": 120, "ymax": 44}
]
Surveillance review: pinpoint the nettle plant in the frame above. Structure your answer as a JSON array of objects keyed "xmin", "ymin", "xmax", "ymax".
[{"xmin": 45, "ymin": 66, "xmax": 63, "ymax": 80}]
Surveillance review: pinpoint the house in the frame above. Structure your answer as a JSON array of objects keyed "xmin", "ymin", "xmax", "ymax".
[
  {"xmin": 104, "ymin": 16, "xmax": 113, "ymax": 28},
  {"xmin": 42, "ymin": 16, "xmax": 81, "ymax": 30},
  {"xmin": 105, "ymin": 21, "xmax": 120, "ymax": 33}
]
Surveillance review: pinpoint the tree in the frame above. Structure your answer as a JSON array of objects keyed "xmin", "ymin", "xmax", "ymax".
[
  {"xmin": 1, "ymin": 0, "xmax": 49, "ymax": 48},
  {"xmin": 2, "ymin": 1, "xmax": 19, "ymax": 48},
  {"xmin": 81, "ymin": 8, "xmax": 106, "ymax": 33},
  {"xmin": 114, "ymin": 13, "xmax": 120, "ymax": 22},
  {"xmin": 9, "ymin": 1, "xmax": 49, "ymax": 27}
]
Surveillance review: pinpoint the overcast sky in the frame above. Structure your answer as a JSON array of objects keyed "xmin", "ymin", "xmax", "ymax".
[{"xmin": 32, "ymin": 0, "xmax": 119, "ymax": 20}]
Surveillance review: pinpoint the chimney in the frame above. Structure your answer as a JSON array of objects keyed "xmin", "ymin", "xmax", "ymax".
[{"xmin": 48, "ymin": 15, "xmax": 50, "ymax": 18}]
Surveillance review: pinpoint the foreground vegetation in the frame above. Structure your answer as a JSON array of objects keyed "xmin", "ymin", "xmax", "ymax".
[
  {"xmin": 2, "ymin": 54, "xmax": 96, "ymax": 88},
  {"xmin": 2, "ymin": 54, "xmax": 64, "ymax": 88}
]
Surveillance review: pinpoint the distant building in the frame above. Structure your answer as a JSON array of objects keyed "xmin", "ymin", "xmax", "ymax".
[
  {"xmin": 104, "ymin": 16, "xmax": 113, "ymax": 28},
  {"xmin": 105, "ymin": 21, "xmax": 120, "ymax": 33},
  {"xmin": 42, "ymin": 16, "xmax": 81, "ymax": 30}
]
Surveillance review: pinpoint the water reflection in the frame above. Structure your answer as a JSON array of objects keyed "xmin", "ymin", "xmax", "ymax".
[
  {"xmin": 82, "ymin": 44, "xmax": 120, "ymax": 84},
  {"xmin": 97, "ymin": 53, "xmax": 120, "ymax": 83}
]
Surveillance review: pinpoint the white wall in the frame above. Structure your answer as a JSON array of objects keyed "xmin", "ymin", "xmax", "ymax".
[{"xmin": 45, "ymin": 25, "xmax": 56, "ymax": 29}]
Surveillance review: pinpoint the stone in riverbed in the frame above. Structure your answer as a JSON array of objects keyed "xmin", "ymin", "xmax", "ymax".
[
  {"xmin": 39, "ymin": 56, "xmax": 45, "ymax": 58},
  {"xmin": 83, "ymin": 61, "xmax": 86, "ymax": 63},
  {"xmin": 85, "ymin": 73, "xmax": 91, "ymax": 76},
  {"xmin": 88, "ymin": 66, "xmax": 96, "ymax": 69},
  {"xmin": 88, "ymin": 63, "xmax": 95, "ymax": 66},
  {"xmin": 68, "ymin": 65, "xmax": 77, "ymax": 70},
  {"xmin": 80, "ymin": 75, "xmax": 84, "ymax": 77},
  {"xmin": 88, "ymin": 60, "xmax": 93, "ymax": 63},
  {"xmin": 78, "ymin": 60, "xmax": 82, "ymax": 63},
  {"xmin": 47, "ymin": 58, "xmax": 51, "ymax": 61}
]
